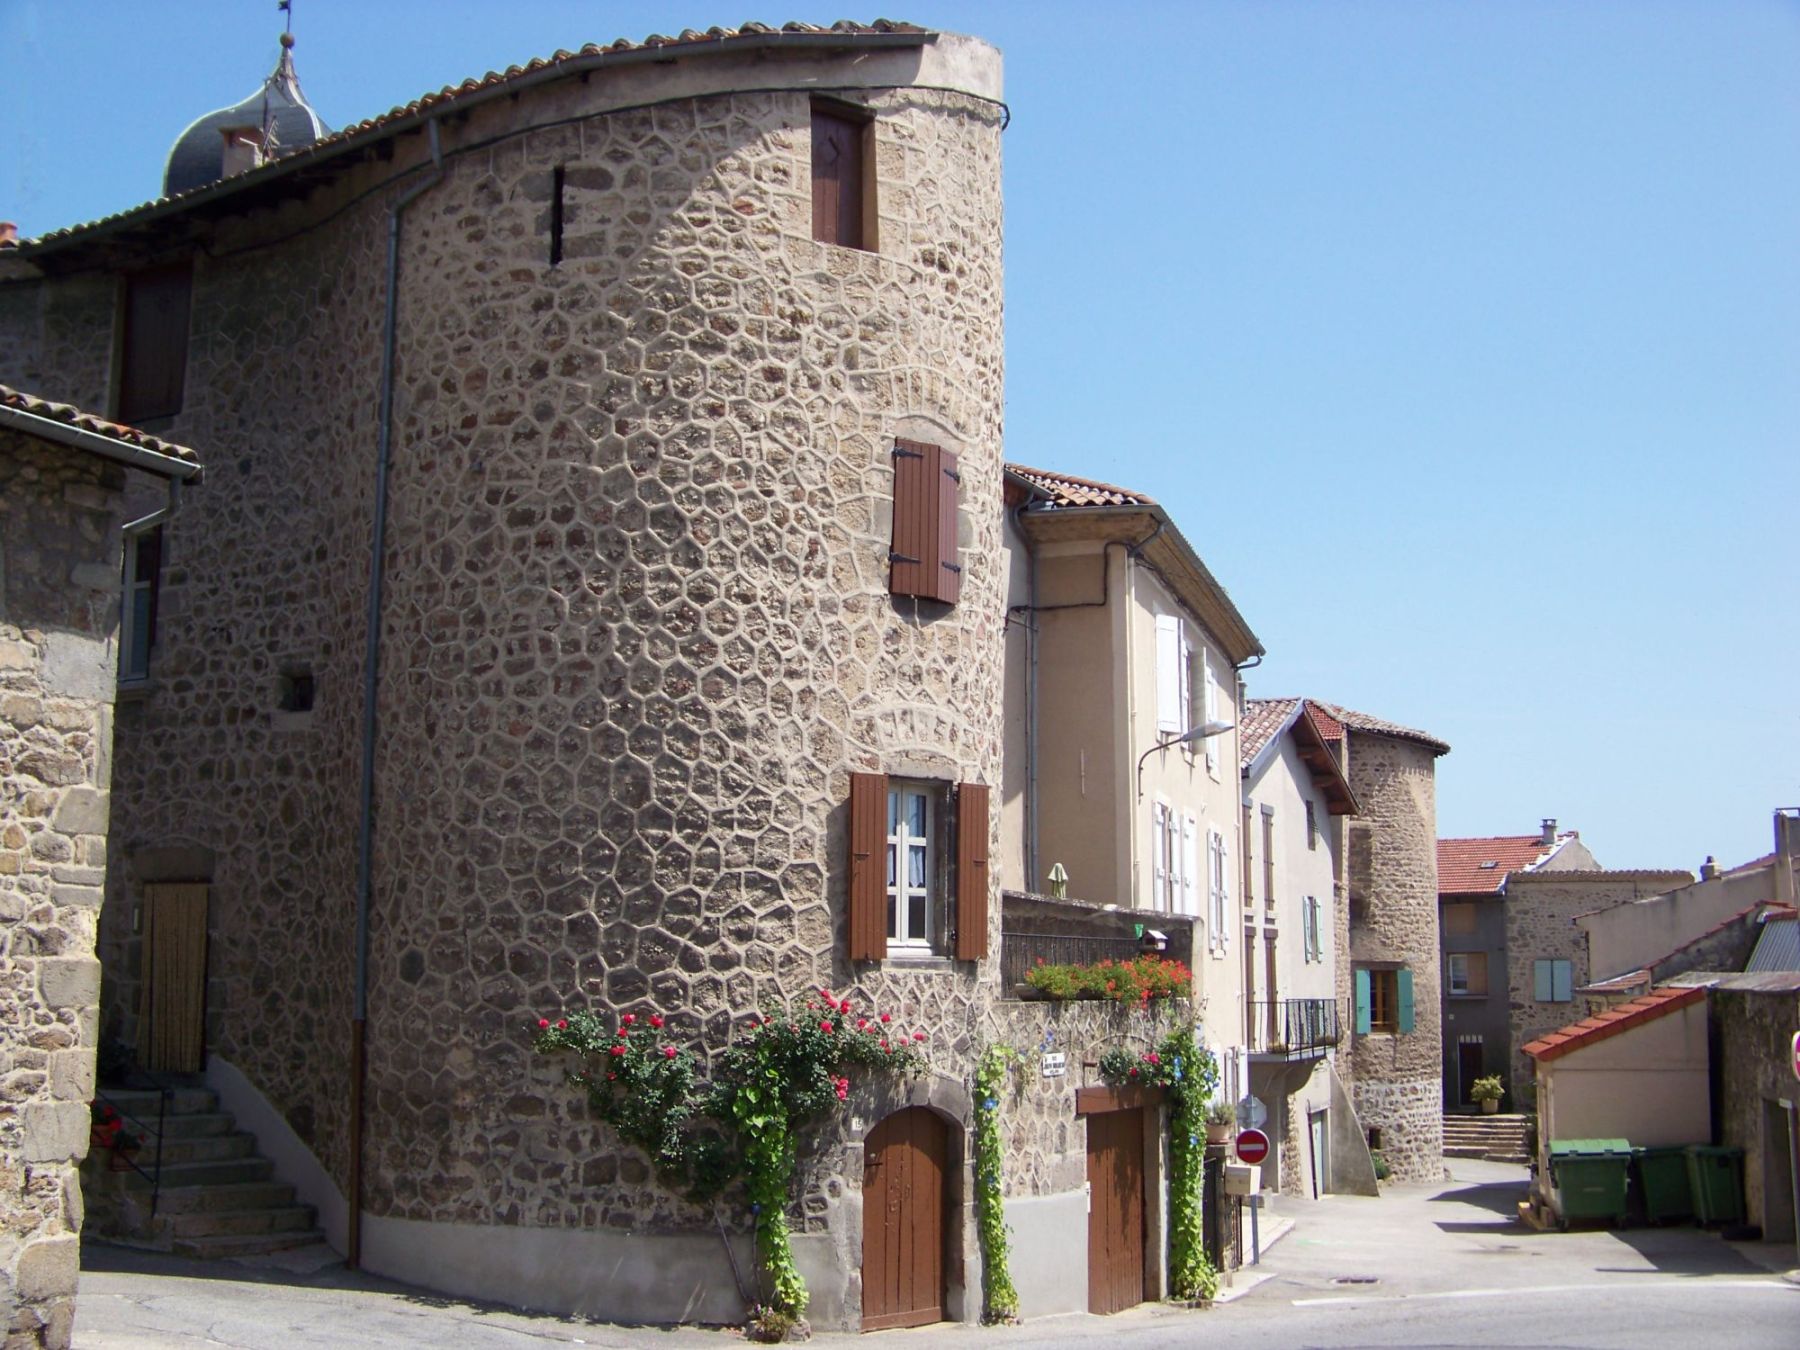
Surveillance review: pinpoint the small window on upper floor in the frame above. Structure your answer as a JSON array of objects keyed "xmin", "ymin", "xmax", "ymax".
[
  {"xmin": 118, "ymin": 261, "xmax": 193, "ymax": 427},
  {"xmin": 120, "ymin": 521, "xmax": 163, "ymax": 685},
  {"xmin": 1305, "ymin": 799, "xmax": 1318, "ymax": 851},
  {"xmin": 1355, "ymin": 966, "xmax": 1415, "ymax": 1035},
  {"xmin": 811, "ymin": 100, "xmax": 876, "ymax": 251},
  {"xmin": 1533, "ymin": 958, "xmax": 1573, "ymax": 1003}
]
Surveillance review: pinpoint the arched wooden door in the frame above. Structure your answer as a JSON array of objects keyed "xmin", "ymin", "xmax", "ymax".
[{"xmin": 861, "ymin": 1107, "xmax": 948, "ymax": 1331}]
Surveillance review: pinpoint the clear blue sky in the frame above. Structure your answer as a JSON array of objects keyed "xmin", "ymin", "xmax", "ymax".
[{"xmin": 5, "ymin": 1, "xmax": 1797, "ymax": 873}]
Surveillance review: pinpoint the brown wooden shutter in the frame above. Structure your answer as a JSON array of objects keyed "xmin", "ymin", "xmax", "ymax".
[
  {"xmin": 955, "ymin": 782, "xmax": 989, "ymax": 960},
  {"xmin": 889, "ymin": 439, "xmax": 934, "ymax": 599},
  {"xmin": 935, "ymin": 448, "xmax": 962, "ymax": 605},
  {"xmin": 119, "ymin": 262, "xmax": 193, "ymax": 425},
  {"xmin": 848, "ymin": 771, "xmax": 888, "ymax": 961},
  {"xmin": 811, "ymin": 106, "xmax": 864, "ymax": 247}
]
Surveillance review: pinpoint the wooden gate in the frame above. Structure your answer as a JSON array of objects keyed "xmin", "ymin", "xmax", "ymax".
[
  {"xmin": 1086, "ymin": 1106, "xmax": 1147, "ymax": 1315},
  {"xmin": 862, "ymin": 1107, "xmax": 947, "ymax": 1331},
  {"xmin": 138, "ymin": 883, "xmax": 210, "ymax": 1072}
]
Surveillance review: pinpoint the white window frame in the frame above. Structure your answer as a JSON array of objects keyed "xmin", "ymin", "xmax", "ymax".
[
  {"xmin": 1155, "ymin": 615, "xmax": 1182, "ymax": 736},
  {"xmin": 1202, "ymin": 655, "xmax": 1221, "ymax": 775},
  {"xmin": 1150, "ymin": 799, "xmax": 1170, "ymax": 913},
  {"xmin": 886, "ymin": 782, "xmax": 936, "ymax": 954},
  {"xmin": 1180, "ymin": 812, "xmax": 1199, "ymax": 918},
  {"xmin": 1207, "ymin": 826, "xmax": 1229, "ymax": 954},
  {"xmin": 119, "ymin": 508, "xmax": 168, "ymax": 686},
  {"xmin": 1447, "ymin": 952, "xmax": 1472, "ymax": 995}
]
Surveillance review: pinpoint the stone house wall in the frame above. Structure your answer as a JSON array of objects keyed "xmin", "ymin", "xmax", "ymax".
[
  {"xmin": 0, "ymin": 34, "xmax": 1026, "ymax": 1327},
  {"xmin": 0, "ymin": 432, "xmax": 129, "ymax": 1350},
  {"xmin": 1711, "ymin": 987, "xmax": 1800, "ymax": 1242},
  {"xmin": 1505, "ymin": 872, "xmax": 1685, "ymax": 1105},
  {"xmin": 1343, "ymin": 730, "xmax": 1443, "ymax": 1183}
]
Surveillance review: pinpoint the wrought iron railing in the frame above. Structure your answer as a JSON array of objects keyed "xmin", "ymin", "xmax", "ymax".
[
  {"xmin": 92, "ymin": 1073, "xmax": 173, "ymax": 1219},
  {"xmin": 1245, "ymin": 998, "xmax": 1341, "ymax": 1057}
]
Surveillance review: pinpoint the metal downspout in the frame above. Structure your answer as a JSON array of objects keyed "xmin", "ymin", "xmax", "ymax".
[
  {"xmin": 1016, "ymin": 505, "xmax": 1040, "ymax": 890},
  {"xmin": 350, "ymin": 118, "xmax": 443, "ymax": 1270}
]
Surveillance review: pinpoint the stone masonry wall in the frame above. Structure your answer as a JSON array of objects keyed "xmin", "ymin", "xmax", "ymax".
[
  {"xmin": 0, "ymin": 43, "xmax": 1010, "ymax": 1304},
  {"xmin": 1712, "ymin": 988, "xmax": 1800, "ymax": 1237},
  {"xmin": 1344, "ymin": 731, "xmax": 1443, "ymax": 1183},
  {"xmin": 0, "ymin": 433, "xmax": 126, "ymax": 1350},
  {"xmin": 1505, "ymin": 873, "xmax": 1682, "ymax": 1105}
]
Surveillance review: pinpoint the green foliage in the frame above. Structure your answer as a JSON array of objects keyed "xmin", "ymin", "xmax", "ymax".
[
  {"xmin": 1024, "ymin": 954, "xmax": 1194, "ymax": 1006},
  {"xmin": 1202, "ymin": 1097, "xmax": 1236, "ymax": 1128},
  {"xmin": 972, "ymin": 1045, "xmax": 1020, "ymax": 1323},
  {"xmin": 1469, "ymin": 1074, "xmax": 1504, "ymax": 1102},
  {"xmin": 532, "ymin": 991, "xmax": 926, "ymax": 1322},
  {"xmin": 1371, "ymin": 1148, "xmax": 1390, "ymax": 1181},
  {"xmin": 1096, "ymin": 1025, "xmax": 1220, "ymax": 1301}
]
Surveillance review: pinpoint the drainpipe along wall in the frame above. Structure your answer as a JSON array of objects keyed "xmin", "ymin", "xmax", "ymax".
[{"xmin": 350, "ymin": 117, "xmax": 444, "ymax": 1270}]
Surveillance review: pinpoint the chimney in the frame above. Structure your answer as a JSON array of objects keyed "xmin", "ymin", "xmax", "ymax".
[
  {"xmin": 0, "ymin": 222, "xmax": 17, "ymax": 247},
  {"xmin": 1775, "ymin": 809, "xmax": 1800, "ymax": 907},
  {"xmin": 1699, "ymin": 856, "xmax": 1718, "ymax": 882},
  {"xmin": 1540, "ymin": 818, "xmax": 1557, "ymax": 849}
]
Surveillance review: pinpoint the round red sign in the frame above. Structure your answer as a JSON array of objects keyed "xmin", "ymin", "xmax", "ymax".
[
  {"xmin": 1791, "ymin": 1030, "xmax": 1799, "ymax": 1083},
  {"xmin": 1235, "ymin": 1128, "xmax": 1270, "ymax": 1166}
]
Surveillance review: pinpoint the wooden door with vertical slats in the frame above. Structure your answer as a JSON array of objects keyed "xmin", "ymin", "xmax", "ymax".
[
  {"xmin": 138, "ymin": 883, "xmax": 209, "ymax": 1072},
  {"xmin": 1086, "ymin": 1106, "xmax": 1147, "ymax": 1315},
  {"xmin": 862, "ymin": 1107, "xmax": 947, "ymax": 1330}
]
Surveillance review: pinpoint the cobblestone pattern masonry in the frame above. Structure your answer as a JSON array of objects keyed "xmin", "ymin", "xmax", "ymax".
[
  {"xmin": 0, "ymin": 67, "xmax": 1009, "ymax": 1256},
  {"xmin": 0, "ymin": 434, "xmax": 125, "ymax": 1350},
  {"xmin": 1344, "ymin": 731, "xmax": 1444, "ymax": 1183}
]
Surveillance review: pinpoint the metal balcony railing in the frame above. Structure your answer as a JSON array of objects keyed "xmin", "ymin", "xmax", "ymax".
[{"xmin": 1245, "ymin": 998, "xmax": 1341, "ymax": 1057}]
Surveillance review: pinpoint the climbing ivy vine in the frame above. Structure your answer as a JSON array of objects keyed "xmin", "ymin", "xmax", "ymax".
[{"xmin": 972, "ymin": 1044, "xmax": 1020, "ymax": 1323}]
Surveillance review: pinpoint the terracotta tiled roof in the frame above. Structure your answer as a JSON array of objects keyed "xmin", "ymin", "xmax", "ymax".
[
  {"xmin": 1312, "ymin": 700, "xmax": 1449, "ymax": 755},
  {"xmin": 1239, "ymin": 698, "xmax": 1299, "ymax": 767},
  {"xmin": 1438, "ymin": 835, "xmax": 1557, "ymax": 896},
  {"xmin": 22, "ymin": 21, "xmax": 934, "ymax": 250},
  {"xmin": 1304, "ymin": 703, "xmax": 1343, "ymax": 742},
  {"xmin": 1005, "ymin": 463, "xmax": 1155, "ymax": 509},
  {"xmin": 1522, "ymin": 985, "xmax": 1705, "ymax": 1063},
  {"xmin": 0, "ymin": 383, "xmax": 201, "ymax": 467}
]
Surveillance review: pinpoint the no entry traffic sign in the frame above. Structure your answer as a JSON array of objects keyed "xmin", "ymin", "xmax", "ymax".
[{"xmin": 1235, "ymin": 1128, "xmax": 1270, "ymax": 1166}]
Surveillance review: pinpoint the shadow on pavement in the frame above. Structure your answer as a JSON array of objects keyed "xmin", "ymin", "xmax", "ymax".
[{"xmin": 1424, "ymin": 1177, "xmax": 1527, "ymax": 1219}]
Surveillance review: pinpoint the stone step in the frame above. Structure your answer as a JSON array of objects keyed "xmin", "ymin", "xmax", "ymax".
[
  {"xmin": 146, "ymin": 1180, "xmax": 297, "ymax": 1216},
  {"xmin": 168, "ymin": 1205, "xmax": 317, "ymax": 1239},
  {"xmin": 145, "ymin": 1112, "xmax": 239, "ymax": 1140},
  {"xmin": 100, "ymin": 1087, "xmax": 220, "ymax": 1118},
  {"xmin": 137, "ymin": 1132, "xmax": 258, "ymax": 1167},
  {"xmin": 170, "ymin": 1229, "xmax": 327, "ymax": 1260},
  {"xmin": 142, "ymin": 1157, "xmax": 273, "ymax": 1189}
]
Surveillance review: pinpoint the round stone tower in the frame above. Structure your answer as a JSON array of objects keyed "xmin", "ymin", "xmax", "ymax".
[{"xmin": 348, "ymin": 27, "xmax": 1007, "ymax": 1324}]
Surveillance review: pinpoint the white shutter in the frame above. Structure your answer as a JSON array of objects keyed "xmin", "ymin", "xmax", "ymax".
[
  {"xmin": 1155, "ymin": 616, "xmax": 1181, "ymax": 735},
  {"xmin": 1202, "ymin": 657, "xmax": 1219, "ymax": 771},
  {"xmin": 1208, "ymin": 827, "xmax": 1227, "ymax": 950},
  {"xmin": 1151, "ymin": 800, "xmax": 1168, "ymax": 911},
  {"xmin": 1180, "ymin": 813, "xmax": 1199, "ymax": 917},
  {"xmin": 1178, "ymin": 629, "xmax": 1194, "ymax": 735}
]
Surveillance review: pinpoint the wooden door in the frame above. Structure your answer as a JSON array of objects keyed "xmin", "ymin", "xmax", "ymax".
[
  {"xmin": 138, "ymin": 883, "xmax": 210, "ymax": 1072},
  {"xmin": 862, "ymin": 1107, "xmax": 947, "ymax": 1331},
  {"xmin": 1086, "ymin": 1106, "xmax": 1147, "ymax": 1315}
]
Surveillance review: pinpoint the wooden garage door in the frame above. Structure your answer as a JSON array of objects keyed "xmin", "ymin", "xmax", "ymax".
[
  {"xmin": 862, "ymin": 1107, "xmax": 947, "ymax": 1331},
  {"xmin": 1086, "ymin": 1106, "xmax": 1148, "ymax": 1315}
]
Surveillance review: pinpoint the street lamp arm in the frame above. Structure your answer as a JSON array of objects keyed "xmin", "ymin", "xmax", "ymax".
[{"xmin": 1135, "ymin": 720, "xmax": 1235, "ymax": 796}]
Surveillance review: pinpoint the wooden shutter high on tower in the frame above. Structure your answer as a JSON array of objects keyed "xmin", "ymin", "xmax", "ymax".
[
  {"xmin": 848, "ymin": 771, "xmax": 888, "ymax": 961},
  {"xmin": 890, "ymin": 439, "xmax": 962, "ymax": 605},
  {"xmin": 955, "ymin": 782, "xmax": 989, "ymax": 960},
  {"xmin": 118, "ymin": 262, "xmax": 193, "ymax": 425}
]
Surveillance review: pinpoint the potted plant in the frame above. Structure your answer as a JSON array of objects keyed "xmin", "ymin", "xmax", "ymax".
[
  {"xmin": 1470, "ymin": 1074, "xmax": 1505, "ymax": 1114},
  {"xmin": 1203, "ymin": 1097, "xmax": 1236, "ymax": 1144}
]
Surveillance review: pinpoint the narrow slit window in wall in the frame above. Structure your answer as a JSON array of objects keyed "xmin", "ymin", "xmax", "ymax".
[{"xmin": 549, "ymin": 165, "xmax": 566, "ymax": 266}]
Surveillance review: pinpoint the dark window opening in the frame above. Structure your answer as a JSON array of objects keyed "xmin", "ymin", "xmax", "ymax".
[
  {"xmin": 549, "ymin": 164, "xmax": 566, "ymax": 266},
  {"xmin": 121, "ymin": 525, "xmax": 163, "ymax": 683},
  {"xmin": 278, "ymin": 668, "xmax": 316, "ymax": 713},
  {"xmin": 118, "ymin": 262, "xmax": 193, "ymax": 426},
  {"xmin": 811, "ymin": 101, "xmax": 874, "ymax": 250}
]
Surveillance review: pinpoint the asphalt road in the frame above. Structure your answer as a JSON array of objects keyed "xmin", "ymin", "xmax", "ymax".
[{"xmin": 74, "ymin": 1161, "xmax": 1800, "ymax": 1349}]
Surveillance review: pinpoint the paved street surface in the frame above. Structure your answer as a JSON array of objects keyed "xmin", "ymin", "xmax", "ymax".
[{"xmin": 76, "ymin": 1161, "xmax": 1800, "ymax": 1349}]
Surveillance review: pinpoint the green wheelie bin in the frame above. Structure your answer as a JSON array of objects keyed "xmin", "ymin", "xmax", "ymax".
[
  {"xmin": 1684, "ymin": 1145, "xmax": 1745, "ymax": 1225},
  {"xmin": 1549, "ymin": 1139, "xmax": 1632, "ymax": 1228},
  {"xmin": 1633, "ymin": 1145, "xmax": 1695, "ymax": 1224}
]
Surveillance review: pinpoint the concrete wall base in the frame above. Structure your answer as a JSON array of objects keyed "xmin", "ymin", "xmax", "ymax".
[{"xmin": 1005, "ymin": 1189, "xmax": 1090, "ymax": 1317}]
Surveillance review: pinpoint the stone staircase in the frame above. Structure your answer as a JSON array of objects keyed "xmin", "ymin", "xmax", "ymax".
[
  {"xmin": 1442, "ymin": 1111, "xmax": 1532, "ymax": 1164},
  {"xmin": 82, "ymin": 1082, "xmax": 324, "ymax": 1258}
]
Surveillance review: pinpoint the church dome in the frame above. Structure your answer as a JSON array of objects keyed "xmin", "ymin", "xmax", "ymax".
[{"xmin": 162, "ymin": 33, "xmax": 330, "ymax": 198}]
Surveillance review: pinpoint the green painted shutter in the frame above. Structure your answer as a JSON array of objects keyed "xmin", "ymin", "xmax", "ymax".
[
  {"xmin": 1552, "ymin": 960, "xmax": 1572, "ymax": 1003},
  {"xmin": 1397, "ymin": 968, "xmax": 1415, "ymax": 1033},
  {"xmin": 1534, "ymin": 959, "xmax": 1552, "ymax": 1002},
  {"xmin": 1354, "ymin": 968, "xmax": 1371, "ymax": 1035}
]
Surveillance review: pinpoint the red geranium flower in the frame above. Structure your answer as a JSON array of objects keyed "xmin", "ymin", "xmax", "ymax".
[
  {"xmin": 663, "ymin": 1045, "xmax": 677, "ymax": 1059},
  {"xmin": 880, "ymin": 1013, "xmax": 892, "ymax": 1024},
  {"xmin": 857, "ymin": 1019, "xmax": 869, "ymax": 1030},
  {"xmin": 820, "ymin": 1020, "xmax": 834, "ymax": 1033},
  {"xmin": 649, "ymin": 1014, "xmax": 664, "ymax": 1028},
  {"xmin": 537, "ymin": 1018, "xmax": 550, "ymax": 1029},
  {"xmin": 609, "ymin": 1045, "xmax": 626, "ymax": 1057},
  {"xmin": 557, "ymin": 1019, "xmax": 568, "ymax": 1030},
  {"xmin": 912, "ymin": 1032, "xmax": 925, "ymax": 1042},
  {"xmin": 622, "ymin": 1013, "xmax": 635, "ymax": 1025}
]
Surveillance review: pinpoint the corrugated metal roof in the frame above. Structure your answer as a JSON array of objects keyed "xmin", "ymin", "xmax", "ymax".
[{"xmin": 1745, "ymin": 914, "xmax": 1800, "ymax": 973}]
